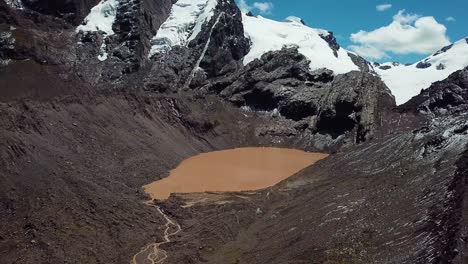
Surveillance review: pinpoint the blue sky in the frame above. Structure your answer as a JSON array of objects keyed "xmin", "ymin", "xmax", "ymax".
[{"xmin": 237, "ymin": 0, "xmax": 468, "ymax": 63}]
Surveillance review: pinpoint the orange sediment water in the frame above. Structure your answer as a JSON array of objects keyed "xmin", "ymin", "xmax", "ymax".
[{"xmin": 144, "ymin": 147, "xmax": 329, "ymax": 200}]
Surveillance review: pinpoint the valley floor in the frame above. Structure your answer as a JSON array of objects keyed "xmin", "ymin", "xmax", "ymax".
[{"xmin": 0, "ymin": 89, "xmax": 466, "ymax": 264}]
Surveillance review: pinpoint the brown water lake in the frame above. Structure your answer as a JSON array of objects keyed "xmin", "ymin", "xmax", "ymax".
[{"xmin": 144, "ymin": 147, "xmax": 328, "ymax": 200}]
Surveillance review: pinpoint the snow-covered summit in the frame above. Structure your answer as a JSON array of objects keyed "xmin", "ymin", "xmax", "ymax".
[
  {"xmin": 146, "ymin": 1, "xmax": 360, "ymax": 74},
  {"xmin": 376, "ymin": 38, "xmax": 468, "ymax": 104},
  {"xmin": 148, "ymin": 0, "xmax": 218, "ymax": 57},
  {"xmin": 241, "ymin": 14, "xmax": 359, "ymax": 74}
]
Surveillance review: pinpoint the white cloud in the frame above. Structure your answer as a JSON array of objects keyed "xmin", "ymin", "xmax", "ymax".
[
  {"xmin": 253, "ymin": 2, "xmax": 273, "ymax": 14},
  {"xmin": 393, "ymin": 9, "xmax": 421, "ymax": 24},
  {"xmin": 376, "ymin": 4, "xmax": 392, "ymax": 12},
  {"xmin": 446, "ymin": 16, "xmax": 456, "ymax": 22},
  {"xmin": 238, "ymin": 0, "xmax": 273, "ymax": 14},
  {"xmin": 348, "ymin": 10, "xmax": 450, "ymax": 60}
]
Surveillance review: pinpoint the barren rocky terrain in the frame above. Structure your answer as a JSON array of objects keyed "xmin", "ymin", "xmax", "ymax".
[{"xmin": 0, "ymin": 0, "xmax": 467, "ymax": 263}]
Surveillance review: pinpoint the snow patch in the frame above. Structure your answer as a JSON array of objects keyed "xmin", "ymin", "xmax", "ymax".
[
  {"xmin": 149, "ymin": 0, "xmax": 218, "ymax": 57},
  {"xmin": 97, "ymin": 43, "xmax": 109, "ymax": 61},
  {"xmin": 0, "ymin": 59, "xmax": 11, "ymax": 66},
  {"xmin": 376, "ymin": 38, "xmax": 468, "ymax": 105},
  {"xmin": 242, "ymin": 14, "xmax": 359, "ymax": 74},
  {"xmin": 241, "ymin": 106, "xmax": 281, "ymax": 118},
  {"xmin": 76, "ymin": 0, "xmax": 120, "ymax": 61},
  {"xmin": 5, "ymin": 0, "xmax": 23, "ymax": 9},
  {"xmin": 76, "ymin": 0, "xmax": 119, "ymax": 35}
]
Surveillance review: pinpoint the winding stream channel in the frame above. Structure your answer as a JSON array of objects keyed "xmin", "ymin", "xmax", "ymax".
[
  {"xmin": 131, "ymin": 202, "xmax": 182, "ymax": 264},
  {"xmin": 131, "ymin": 147, "xmax": 328, "ymax": 263}
]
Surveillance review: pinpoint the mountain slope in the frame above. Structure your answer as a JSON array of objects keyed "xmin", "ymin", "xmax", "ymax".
[{"xmin": 375, "ymin": 38, "xmax": 468, "ymax": 104}]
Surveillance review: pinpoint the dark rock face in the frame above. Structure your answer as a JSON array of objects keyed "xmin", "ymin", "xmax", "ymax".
[
  {"xmin": 319, "ymin": 31, "xmax": 340, "ymax": 57},
  {"xmin": 379, "ymin": 65, "xmax": 391, "ymax": 70},
  {"xmin": 433, "ymin": 43, "xmax": 454, "ymax": 56},
  {"xmin": 347, "ymin": 52, "xmax": 374, "ymax": 73},
  {"xmin": 22, "ymin": 0, "xmax": 100, "ymax": 25},
  {"xmin": 202, "ymin": 47, "xmax": 395, "ymax": 148},
  {"xmin": 0, "ymin": 1, "xmax": 13, "ymax": 24},
  {"xmin": 142, "ymin": 0, "xmax": 249, "ymax": 91},
  {"xmin": 416, "ymin": 61, "xmax": 432, "ymax": 69},
  {"xmin": 437, "ymin": 63, "xmax": 446, "ymax": 70},
  {"xmin": 0, "ymin": 29, "xmax": 14, "ymax": 65},
  {"xmin": 401, "ymin": 68, "xmax": 468, "ymax": 115},
  {"xmin": 68, "ymin": 0, "xmax": 180, "ymax": 86},
  {"xmin": 318, "ymin": 72, "xmax": 395, "ymax": 142},
  {"xmin": 199, "ymin": 1, "xmax": 250, "ymax": 78},
  {"xmin": 109, "ymin": 0, "xmax": 178, "ymax": 73},
  {"xmin": 110, "ymin": 0, "xmax": 141, "ymax": 73}
]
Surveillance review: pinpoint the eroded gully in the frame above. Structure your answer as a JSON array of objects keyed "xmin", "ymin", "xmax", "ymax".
[{"xmin": 131, "ymin": 201, "xmax": 181, "ymax": 264}]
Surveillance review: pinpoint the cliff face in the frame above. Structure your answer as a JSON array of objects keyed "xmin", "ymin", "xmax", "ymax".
[
  {"xmin": 0, "ymin": 1, "xmax": 467, "ymax": 263},
  {"xmin": 20, "ymin": 0, "xmax": 100, "ymax": 25}
]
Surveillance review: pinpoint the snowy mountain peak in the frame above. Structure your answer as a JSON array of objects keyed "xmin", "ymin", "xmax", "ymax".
[
  {"xmin": 73, "ymin": 0, "xmax": 468, "ymax": 106},
  {"xmin": 241, "ymin": 14, "xmax": 359, "ymax": 74},
  {"xmin": 376, "ymin": 37, "xmax": 468, "ymax": 104},
  {"xmin": 148, "ymin": 0, "xmax": 219, "ymax": 57}
]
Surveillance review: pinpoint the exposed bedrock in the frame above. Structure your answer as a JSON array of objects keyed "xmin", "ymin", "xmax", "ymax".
[
  {"xmin": 401, "ymin": 67, "xmax": 468, "ymax": 115},
  {"xmin": 202, "ymin": 47, "xmax": 395, "ymax": 148},
  {"xmin": 142, "ymin": 0, "xmax": 250, "ymax": 92},
  {"xmin": 21, "ymin": 0, "xmax": 100, "ymax": 25}
]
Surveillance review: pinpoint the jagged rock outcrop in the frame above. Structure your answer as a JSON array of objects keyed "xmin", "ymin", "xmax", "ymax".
[
  {"xmin": 347, "ymin": 52, "xmax": 375, "ymax": 73},
  {"xmin": 319, "ymin": 31, "xmax": 340, "ymax": 57},
  {"xmin": 75, "ymin": 0, "xmax": 180, "ymax": 83},
  {"xmin": 201, "ymin": 47, "xmax": 395, "ymax": 147},
  {"xmin": 0, "ymin": 28, "xmax": 14, "ymax": 66},
  {"xmin": 197, "ymin": 0, "xmax": 249, "ymax": 78},
  {"xmin": 416, "ymin": 61, "xmax": 432, "ymax": 69},
  {"xmin": 433, "ymin": 43, "xmax": 454, "ymax": 57},
  {"xmin": 143, "ymin": 0, "xmax": 249, "ymax": 91},
  {"xmin": 316, "ymin": 71, "xmax": 395, "ymax": 142},
  {"xmin": 401, "ymin": 67, "xmax": 468, "ymax": 115}
]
